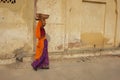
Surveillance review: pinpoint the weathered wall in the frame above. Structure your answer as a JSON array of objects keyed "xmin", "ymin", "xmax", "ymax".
[
  {"xmin": 0, "ymin": 0, "xmax": 34, "ymax": 55},
  {"xmin": 117, "ymin": 0, "xmax": 120, "ymax": 47},
  {"xmin": 0, "ymin": 0, "xmax": 120, "ymax": 56},
  {"xmin": 36, "ymin": 0, "xmax": 65, "ymax": 52},
  {"xmin": 37, "ymin": 0, "xmax": 120, "ymax": 52},
  {"xmin": 80, "ymin": 0, "xmax": 116, "ymax": 48}
]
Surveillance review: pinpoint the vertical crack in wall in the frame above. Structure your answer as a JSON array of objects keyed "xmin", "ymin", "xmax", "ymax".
[
  {"xmin": 20, "ymin": 0, "xmax": 27, "ymax": 17},
  {"xmin": 114, "ymin": 0, "xmax": 118, "ymax": 47}
]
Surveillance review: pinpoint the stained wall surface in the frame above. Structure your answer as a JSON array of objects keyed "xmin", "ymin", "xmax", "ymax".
[
  {"xmin": 0, "ymin": 0, "xmax": 34, "ymax": 55},
  {"xmin": 0, "ymin": 0, "xmax": 120, "ymax": 55},
  {"xmin": 37, "ymin": 0, "xmax": 120, "ymax": 52}
]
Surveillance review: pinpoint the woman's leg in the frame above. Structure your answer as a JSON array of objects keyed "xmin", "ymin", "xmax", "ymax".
[
  {"xmin": 32, "ymin": 39, "xmax": 49, "ymax": 70},
  {"xmin": 38, "ymin": 39, "xmax": 49, "ymax": 69}
]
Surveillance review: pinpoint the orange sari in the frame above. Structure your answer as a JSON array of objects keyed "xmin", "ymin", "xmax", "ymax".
[{"xmin": 35, "ymin": 20, "xmax": 46, "ymax": 60}]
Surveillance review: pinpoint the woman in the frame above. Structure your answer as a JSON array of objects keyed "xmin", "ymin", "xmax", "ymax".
[{"xmin": 31, "ymin": 13, "xmax": 49, "ymax": 71}]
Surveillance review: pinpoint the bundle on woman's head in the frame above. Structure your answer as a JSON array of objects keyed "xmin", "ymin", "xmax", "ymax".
[{"xmin": 36, "ymin": 13, "xmax": 49, "ymax": 20}]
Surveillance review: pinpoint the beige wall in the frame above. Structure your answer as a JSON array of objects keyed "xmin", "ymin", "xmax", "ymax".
[
  {"xmin": 0, "ymin": 0, "xmax": 34, "ymax": 55},
  {"xmin": 37, "ymin": 0, "xmax": 120, "ymax": 52},
  {"xmin": 117, "ymin": 0, "xmax": 120, "ymax": 47},
  {"xmin": 0, "ymin": 0, "xmax": 120, "ymax": 55},
  {"xmin": 36, "ymin": 0, "xmax": 65, "ymax": 52}
]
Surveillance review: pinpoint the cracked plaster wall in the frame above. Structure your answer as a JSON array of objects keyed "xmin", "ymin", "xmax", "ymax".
[{"xmin": 0, "ymin": 0, "xmax": 34, "ymax": 55}]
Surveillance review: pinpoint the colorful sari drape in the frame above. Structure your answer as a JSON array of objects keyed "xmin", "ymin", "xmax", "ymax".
[{"xmin": 31, "ymin": 20, "xmax": 49, "ymax": 70}]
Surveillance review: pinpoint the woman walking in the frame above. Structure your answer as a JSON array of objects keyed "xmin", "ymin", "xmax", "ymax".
[{"xmin": 31, "ymin": 13, "xmax": 49, "ymax": 71}]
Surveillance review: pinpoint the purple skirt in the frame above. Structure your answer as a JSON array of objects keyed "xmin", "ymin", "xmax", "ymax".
[{"xmin": 31, "ymin": 39, "xmax": 49, "ymax": 69}]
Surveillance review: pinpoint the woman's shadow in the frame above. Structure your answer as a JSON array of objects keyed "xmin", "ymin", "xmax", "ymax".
[{"xmin": 46, "ymin": 33, "xmax": 51, "ymax": 42}]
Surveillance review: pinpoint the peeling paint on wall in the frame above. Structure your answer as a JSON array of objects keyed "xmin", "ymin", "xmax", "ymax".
[
  {"xmin": 36, "ymin": 0, "xmax": 120, "ymax": 52},
  {"xmin": 0, "ymin": 0, "xmax": 120, "ymax": 55},
  {"xmin": 68, "ymin": 42, "xmax": 81, "ymax": 49},
  {"xmin": 0, "ymin": 0, "xmax": 34, "ymax": 55},
  {"xmin": 57, "ymin": 45, "xmax": 63, "ymax": 50},
  {"xmin": 81, "ymin": 32, "xmax": 109, "ymax": 48},
  {"xmin": 0, "ymin": 8, "xmax": 28, "ymax": 54}
]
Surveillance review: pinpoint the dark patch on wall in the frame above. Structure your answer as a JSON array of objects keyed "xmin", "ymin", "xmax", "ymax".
[
  {"xmin": 82, "ymin": 0, "xmax": 106, "ymax": 4},
  {"xmin": 69, "ymin": 8, "xmax": 72, "ymax": 12},
  {"xmin": 68, "ymin": 42, "xmax": 81, "ymax": 48},
  {"xmin": 0, "ymin": 0, "xmax": 16, "ymax": 4},
  {"xmin": 81, "ymin": 32, "xmax": 109, "ymax": 47},
  {"xmin": 119, "ymin": 43, "xmax": 120, "ymax": 47},
  {"xmin": 13, "ymin": 47, "xmax": 25, "ymax": 62},
  {"xmin": 57, "ymin": 45, "xmax": 63, "ymax": 50}
]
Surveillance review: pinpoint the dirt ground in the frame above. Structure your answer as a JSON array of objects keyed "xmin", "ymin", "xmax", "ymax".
[{"xmin": 0, "ymin": 56, "xmax": 120, "ymax": 80}]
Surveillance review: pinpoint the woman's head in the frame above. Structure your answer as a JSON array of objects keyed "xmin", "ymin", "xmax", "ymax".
[
  {"xmin": 41, "ymin": 18, "xmax": 46, "ymax": 26},
  {"xmin": 36, "ymin": 13, "xmax": 49, "ymax": 26}
]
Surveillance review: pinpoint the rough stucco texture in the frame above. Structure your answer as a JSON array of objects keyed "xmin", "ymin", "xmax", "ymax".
[
  {"xmin": 37, "ymin": 0, "xmax": 120, "ymax": 51},
  {"xmin": 0, "ymin": 0, "xmax": 34, "ymax": 55},
  {"xmin": 0, "ymin": 0, "xmax": 120, "ymax": 55}
]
